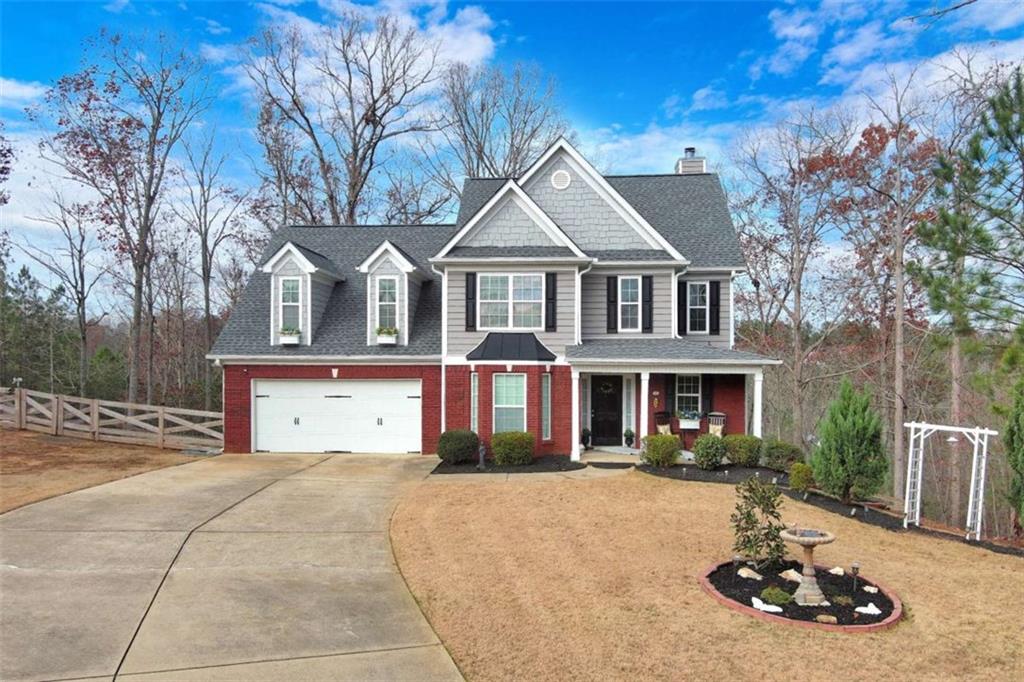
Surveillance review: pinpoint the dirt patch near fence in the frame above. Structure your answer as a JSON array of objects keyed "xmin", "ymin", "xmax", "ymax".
[
  {"xmin": 391, "ymin": 470, "xmax": 1023, "ymax": 682},
  {"xmin": 0, "ymin": 428, "xmax": 198, "ymax": 513}
]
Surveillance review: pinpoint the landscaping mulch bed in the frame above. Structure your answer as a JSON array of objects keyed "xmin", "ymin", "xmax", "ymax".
[
  {"xmin": 637, "ymin": 463, "xmax": 1024, "ymax": 559},
  {"xmin": 706, "ymin": 559, "xmax": 894, "ymax": 626},
  {"xmin": 431, "ymin": 454, "xmax": 586, "ymax": 475},
  {"xmin": 638, "ymin": 462, "xmax": 789, "ymax": 486}
]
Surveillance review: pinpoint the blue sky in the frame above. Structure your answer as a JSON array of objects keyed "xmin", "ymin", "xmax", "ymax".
[{"xmin": 2, "ymin": 1, "xmax": 1023, "ymax": 244}]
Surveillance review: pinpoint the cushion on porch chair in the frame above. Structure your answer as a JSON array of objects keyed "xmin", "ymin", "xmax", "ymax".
[{"xmin": 657, "ymin": 423, "xmax": 672, "ymax": 435}]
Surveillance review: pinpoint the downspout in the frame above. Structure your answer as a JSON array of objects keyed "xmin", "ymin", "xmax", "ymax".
[
  {"xmin": 432, "ymin": 263, "xmax": 447, "ymax": 434},
  {"xmin": 576, "ymin": 262, "xmax": 593, "ymax": 346}
]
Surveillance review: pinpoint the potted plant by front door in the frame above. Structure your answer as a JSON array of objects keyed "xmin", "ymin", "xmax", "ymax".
[
  {"xmin": 376, "ymin": 326, "xmax": 398, "ymax": 345},
  {"xmin": 624, "ymin": 428, "xmax": 635, "ymax": 448},
  {"xmin": 279, "ymin": 326, "xmax": 301, "ymax": 345}
]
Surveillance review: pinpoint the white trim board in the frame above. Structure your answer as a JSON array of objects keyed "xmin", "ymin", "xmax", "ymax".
[{"xmin": 357, "ymin": 240, "xmax": 419, "ymax": 275}]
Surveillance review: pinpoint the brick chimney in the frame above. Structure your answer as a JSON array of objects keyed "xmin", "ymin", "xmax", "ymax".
[{"xmin": 674, "ymin": 147, "xmax": 707, "ymax": 174}]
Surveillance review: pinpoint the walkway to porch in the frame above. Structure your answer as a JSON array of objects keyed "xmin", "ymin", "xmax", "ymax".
[{"xmin": 583, "ymin": 446, "xmax": 695, "ymax": 465}]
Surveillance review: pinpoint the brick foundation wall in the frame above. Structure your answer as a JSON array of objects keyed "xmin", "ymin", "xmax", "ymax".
[
  {"xmin": 446, "ymin": 365, "xmax": 572, "ymax": 456},
  {"xmin": 223, "ymin": 364, "xmax": 442, "ymax": 454}
]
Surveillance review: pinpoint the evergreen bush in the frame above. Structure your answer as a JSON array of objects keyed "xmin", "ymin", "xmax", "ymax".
[
  {"xmin": 789, "ymin": 462, "xmax": 814, "ymax": 492},
  {"xmin": 693, "ymin": 433, "xmax": 727, "ymax": 470},
  {"xmin": 724, "ymin": 434, "xmax": 762, "ymax": 467},
  {"xmin": 730, "ymin": 477, "xmax": 786, "ymax": 569},
  {"xmin": 1006, "ymin": 378, "xmax": 1024, "ymax": 538},
  {"xmin": 762, "ymin": 439, "xmax": 803, "ymax": 472},
  {"xmin": 641, "ymin": 434, "xmax": 680, "ymax": 467},
  {"xmin": 491, "ymin": 431, "xmax": 535, "ymax": 466},
  {"xmin": 811, "ymin": 379, "xmax": 887, "ymax": 504},
  {"xmin": 437, "ymin": 429, "xmax": 479, "ymax": 465}
]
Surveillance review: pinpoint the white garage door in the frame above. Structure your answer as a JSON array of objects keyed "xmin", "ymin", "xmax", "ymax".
[{"xmin": 253, "ymin": 379, "xmax": 422, "ymax": 453}]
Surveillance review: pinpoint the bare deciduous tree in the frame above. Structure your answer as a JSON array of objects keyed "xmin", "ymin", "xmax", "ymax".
[
  {"xmin": 36, "ymin": 30, "xmax": 209, "ymax": 402},
  {"xmin": 22, "ymin": 191, "xmax": 108, "ymax": 394}
]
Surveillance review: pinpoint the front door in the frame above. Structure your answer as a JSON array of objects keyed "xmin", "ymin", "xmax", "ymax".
[{"xmin": 591, "ymin": 375, "xmax": 623, "ymax": 446}]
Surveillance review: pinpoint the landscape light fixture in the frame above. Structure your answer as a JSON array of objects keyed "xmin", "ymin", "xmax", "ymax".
[{"xmin": 851, "ymin": 561, "xmax": 860, "ymax": 593}]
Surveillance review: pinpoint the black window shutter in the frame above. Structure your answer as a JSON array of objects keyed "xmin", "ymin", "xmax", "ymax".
[
  {"xmin": 545, "ymin": 273, "xmax": 557, "ymax": 332},
  {"xmin": 606, "ymin": 276, "xmax": 617, "ymax": 333},
  {"xmin": 465, "ymin": 273, "xmax": 476, "ymax": 332},
  {"xmin": 678, "ymin": 280, "xmax": 688, "ymax": 336},
  {"xmin": 709, "ymin": 281, "xmax": 721, "ymax": 335},
  {"xmin": 701, "ymin": 374, "xmax": 714, "ymax": 414},
  {"xmin": 641, "ymin": 275, "xmax": 654, "ymax": 333},
  {"xmin": 665, "ymin": 374, "xmax": 676, "ymax": 414}
]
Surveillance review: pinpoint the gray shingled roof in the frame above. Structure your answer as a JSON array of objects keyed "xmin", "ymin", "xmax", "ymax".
[
  {"xmin": 293, "ymin": 243, "xmax": 346, "ymax": 280},
  {"xmin": 565, "ymin": 338, "xmax": 778, "ymax": 364},
  {"xmin": 589, "ymin": 249, "xmax": 675, "ymax": 261},
  {"xmin": 447, "ymin": 245, "xmax": 580, "ymax": 258},
  {"xmin": 211, "ymin": 225, "xmax": 455, "ymax": 358},
  {"xmin": 457, "ymin": 174, "xmax": 746, "ymax": 269}
]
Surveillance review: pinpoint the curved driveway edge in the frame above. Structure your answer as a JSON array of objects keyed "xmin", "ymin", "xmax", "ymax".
[{"xmin": 0, "ymin": 453, "xmax": 462, "ymax": 682}]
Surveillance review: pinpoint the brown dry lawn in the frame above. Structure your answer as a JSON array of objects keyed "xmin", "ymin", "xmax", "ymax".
[
  {"xmin": 391, "ymin": 470, "xmax": 1024, "ymax": 682},
  {"xmin": 0, "ymin": 428, "xmax": 198, "ymax": 513}
]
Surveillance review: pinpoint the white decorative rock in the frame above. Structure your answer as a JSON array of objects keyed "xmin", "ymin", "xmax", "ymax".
[
  {"xmin": 863, "ymin": 585, "xmax": 879, "ymax": 594},
  {"xmin": 855, "ymin": 602, "xmax": 882, "ymax": 616},
  {"xmin": 815, "ymin": 614, "xmax": 838, "ymax": 624},
  {"xmin": 779, "ymin": 569, "xmax": 802, "ymax": 583},
  {"xmin": 751, "ymin": 597, "xmax": 783, "ymax": 613},
  {"xmin": 828, "ymin": 566, "xmax": 845, "ymax": 576},
  {"xmin": 738, "ymin": 567, "xmax": 763, "ymax": 581}
]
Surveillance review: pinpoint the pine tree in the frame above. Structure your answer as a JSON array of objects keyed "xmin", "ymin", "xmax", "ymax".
[
  {"xmin": 1005, "ymin": 379, "xmax": 1024, "ymax": 538},
  {"xmin": 811, "ymin": 379, "xmax": 887, "ymax": 504}
]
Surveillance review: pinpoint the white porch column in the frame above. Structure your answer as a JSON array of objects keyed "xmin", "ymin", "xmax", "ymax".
[
  {"xmin": 752, "ymin": 370, "xmax": 763, "ymax": 438},
  {"xmin": 571, "ymin": 369, "xmax": 581, "ymax": 461},
  {"xmin": 639, "ymin": 371, "xmax": 650, "ymax": 439}
]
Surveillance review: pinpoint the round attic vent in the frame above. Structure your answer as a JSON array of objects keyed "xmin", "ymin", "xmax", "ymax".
[{"xmin": 551, "ymin": 169, "xmax": 571, "ymax": 190}]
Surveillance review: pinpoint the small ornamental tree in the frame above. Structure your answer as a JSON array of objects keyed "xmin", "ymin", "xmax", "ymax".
[
  {"xmin": 730, "ymin": 477, "xmax": 786, "ymax": 569},
  {"xmin": 1006, "ymin": 379, "xmax": 1024, "ymax": 538},
  {"xmin": 811, "ymin": 379, "xmax": 887, "ymax": 504}
]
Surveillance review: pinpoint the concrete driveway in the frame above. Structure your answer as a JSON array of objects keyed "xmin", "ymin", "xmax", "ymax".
[{"xmin": 0, "ymin": 453, "xmax": 462, "ymax": 681}]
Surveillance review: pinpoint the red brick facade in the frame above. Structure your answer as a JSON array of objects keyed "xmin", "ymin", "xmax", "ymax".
[
  {"xmin": 222, "ymin": 364, "xmax": 442, "ymax": 454},
  {"xmin": 446, "ymin": 365, "xmax": 573, "ymax": 456},
  {"xmin": 223, "ymin": 363, "xmax": 745, "ymax": 456}
]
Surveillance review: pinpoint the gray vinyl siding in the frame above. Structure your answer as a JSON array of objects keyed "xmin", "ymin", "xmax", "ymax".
[
  {"xmin": 461, "ymin": 196, "xmax": 557, "ymax": 247},
  {"xmin": 446, "ymin": 266, "xmax": 576, "ymax": 357},
  {"xmin": 368, "ymin": 258, "xmax": 407, "ymax": 346},
  {"xmin": 270, "ymin": 257, "xmax": 308, "ymax": 346},
  {"xmin": 581, "ymin": 269, "xmax": 673, "ymax": 339},
  {"xmin": 681, "ymin": 277, "xmax": 731, "ymax": 348},
  {"xmin": 309, "ymin": 273, "xmax": 334, "ymax": 343},
  {"xmin": 522, "ymin": 156, "xmax": 652, "ymax": 251},
  {"xmin": 406, "ymin": 277, "xmax": 422, "ymax": 345}
]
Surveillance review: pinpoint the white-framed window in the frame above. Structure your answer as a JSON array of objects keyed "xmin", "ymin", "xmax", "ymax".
[
  {"xmin": 279, "ymin": 277, "xmax": 301, "ymax": 331},
  {"xmin": 619, "ymin": 276, "xmax": 641, "ymax": 332},
  {"xmin": 377, "ymin": 276, "xmax": 398, "ymax": 330},
  {"xmin": 470, "ymin": 372, "xmax": 479, "ymax": 434},
  {"xmin": 478, "ymin": 273, "xmax": 544, "ymax": 330},
  {"xmin": 493, "ymin": 373, "xmax": 527, "ymax": 433},
  {"xmin": 676, "ymin": 374, "xmax": 702, "ymax": 415},
  {"xmin": 541, "ymin": 373, "xmax": 552, "ymax": 441},
  {"xmin": 687, "ymin": 281, "xmax": 709, "ymax": 334}
]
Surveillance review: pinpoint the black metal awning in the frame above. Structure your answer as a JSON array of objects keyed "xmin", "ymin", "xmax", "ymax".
[{"xmin": 466, "ymin": 332, "xmax": 556, "ymax": 362}]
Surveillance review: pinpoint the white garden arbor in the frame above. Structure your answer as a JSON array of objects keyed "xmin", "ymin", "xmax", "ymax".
[{"xmin": 903, "ymin": 421, "xmax": 999, "ymax": 542}]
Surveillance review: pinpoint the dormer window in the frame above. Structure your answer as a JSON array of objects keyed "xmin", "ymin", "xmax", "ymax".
[
  {"xmin": 377, "ymin": 277, "xmax": 398, "ymax": 330},
  {"xmin": 280, "ymin": 277, "xmax": 301, "ymax": 331}
]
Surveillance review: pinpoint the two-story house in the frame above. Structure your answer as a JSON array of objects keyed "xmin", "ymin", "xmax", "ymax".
[{"xmin": 210, "ymin": 139, "xmax": 779, "ymax": 460}]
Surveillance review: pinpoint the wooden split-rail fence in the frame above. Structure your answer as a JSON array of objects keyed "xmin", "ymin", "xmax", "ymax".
[{"xmin": 0, "ymin": 387, "xmax": 223, "ymax": 451}]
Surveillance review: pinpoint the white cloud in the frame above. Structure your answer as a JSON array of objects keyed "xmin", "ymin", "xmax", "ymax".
[
  {"xmin": 0, "ymin": 77, "xmax": 48, "ymax": 109},
  {"xmin": 579, "ymin": 121, "xmax": 738, "ymax": 175},
  {"xmin": 201, "ymin": 18, "xmax": 231, "ymax": 36},
  {"xmin": 199, "ymin": 43, "xmax": 237, "ymax": 65},
  {"xmin": 820, "ymin": 20, "xmax": 915, "ymax": 84},
  {"xmin": 103, "ymin": 0, "xmax": 131, "ymax": 14},
  {"xmin": 950, "ymin": 0, "xmax": 1024, "ymax": 32},
  {"xmin": 689, "ymin": 86, "xmax": 729, "ymax": 113}
]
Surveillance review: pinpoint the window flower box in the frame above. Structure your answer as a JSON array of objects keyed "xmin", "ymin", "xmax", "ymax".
[
  {"xmin": 676, "ymin": 410, "xmax": 702, "ymax": 431},
  {"xmin": 279, "ymin": 328, "xmax": 301, "ymax": 346},
  {"xmin": 376, "ymin": 326, "xmax": 399, "ymax": 346}
]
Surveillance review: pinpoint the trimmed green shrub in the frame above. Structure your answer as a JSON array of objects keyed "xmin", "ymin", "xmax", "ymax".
[
  {"xmin": 693, "ymin": 433, "xmax": 727, "ymax": 470},
  {"xmin": 731, "ymin": 477, "xmax": 786, "ymax": 569},
  {"xmin": 760, "ymin": 586, "xmax": 792, "ymax": 606},
  {"xmin": 789, "ymin": 462, "xmax": 815, "ymax": 492},
  {"xmin": 641, "ymin": 434, "xmax": 680, "ymax": 467},
  {"xmin": 811, "ymin": 379, "xmax": 887, "ymax": 504},
  {"xmin": 491, "ymin": 431, "xmax": 535, "ymax": 466},
  {"xmin": 437, "ymin": 429, "xmax": 479, "ymax": 465},
  {"xmin": 763, "ymin": 439, "xmax": 803, "ymax": 472},
  {"xmin": 724, "ymin": 434, "xmax": 762, "ymax": 467}
]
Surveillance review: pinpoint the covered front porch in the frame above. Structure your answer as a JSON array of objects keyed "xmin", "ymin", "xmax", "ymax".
[{"xmin": 568, "ymin": 365, "xmax": 764, "ymax": 461}]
